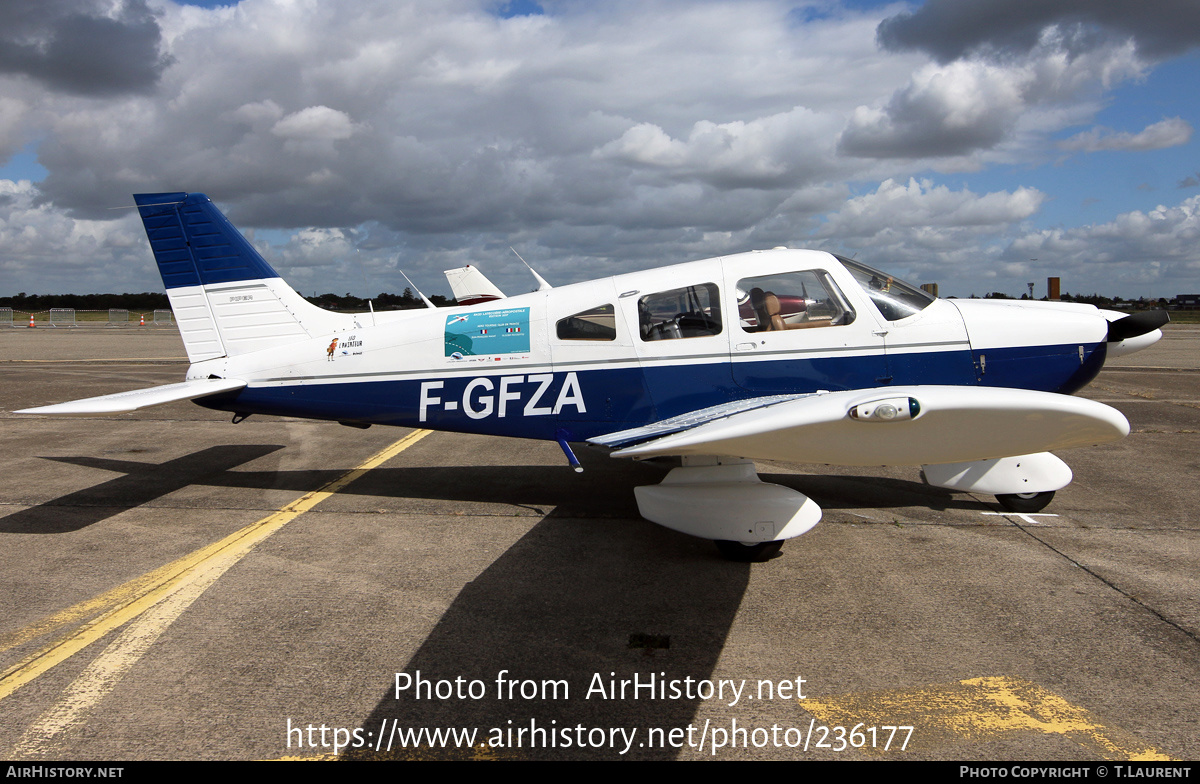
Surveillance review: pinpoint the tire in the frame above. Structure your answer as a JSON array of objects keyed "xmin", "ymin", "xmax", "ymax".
[
  {"xmin": 995, "ymin": 491, "xmax": 1055, "ymax": 513},
  {"xmin": 715, "ymin": 539, "xmax": 784, "ymax": 562}
]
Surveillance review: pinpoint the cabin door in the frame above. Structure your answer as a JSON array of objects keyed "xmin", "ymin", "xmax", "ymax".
[{"xmin": 723, "ymin": 260, "xmax": 889, "ymax": 394}]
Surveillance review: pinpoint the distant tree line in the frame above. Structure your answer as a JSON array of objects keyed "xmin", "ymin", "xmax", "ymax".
[
  {"xmin": 307, "ymin": 288, "xmax": 453, "ymax": 311},
  {"xmin": 0, "ymin": 288, "xmax": 454, "ymax": 312},
  {"xmin": 0, "ymin": 292, "xmax": 171, "ymax": 311},
  {"xmin": 963, "ymin": 292, "xmax": 1171, "ymax": 308},
  {"xmin": 1057, "ymin": 293, "xmax": 1171, "ymax": 308}
]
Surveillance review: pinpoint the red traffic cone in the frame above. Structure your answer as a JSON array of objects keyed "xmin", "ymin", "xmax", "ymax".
[
  {"xmin": 139, "ymin": 314, "xmax": 145, "ymax": 326},
  {"xmin": 28, "ymin": 314, "xmax": 35, "ymax": 328}
]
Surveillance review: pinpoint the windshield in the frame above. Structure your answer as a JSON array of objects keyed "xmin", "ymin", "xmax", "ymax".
[{"xmin": 836, "ymin": 256, "xmax": 935, "ymax": 321}]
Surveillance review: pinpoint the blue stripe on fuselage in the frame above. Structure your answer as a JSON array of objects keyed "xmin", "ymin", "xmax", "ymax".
[
  {"xmin": 973, "ymin": 341, "xmax": 1107, "ymax": 394},
  {"xmin": 195, "ymin": 342, "xmax": 1106, "ymax": 441}
]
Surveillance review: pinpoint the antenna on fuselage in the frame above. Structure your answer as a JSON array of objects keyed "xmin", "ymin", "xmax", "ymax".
[
  {"xmin": 399, "ymin": 268, "xmax": 437, "ymax": 309},
  {"xmin": 510, "ymin": 247, "xmax": 552, "ymax": 291}
]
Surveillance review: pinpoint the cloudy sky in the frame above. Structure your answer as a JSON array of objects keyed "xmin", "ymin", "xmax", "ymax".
[{"xmin": 1, "ymin": 0, "xmax": 1198, "ymax": 300}]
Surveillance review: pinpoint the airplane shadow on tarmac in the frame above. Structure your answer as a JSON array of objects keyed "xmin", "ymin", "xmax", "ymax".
[
  {"xmin": 0, "ymin": 443, "xmax": 967, "ymax": 536},
  {"xmin": 332, "ymin": 453, "xmax": 964, "ymax": 761},
  {"xmin": 340, "ymin": 450, "xmax": 755, "ymax": 761},
  {"xmin": 0, "ymin": 445, "xmax": 284, "ymax": 533}
]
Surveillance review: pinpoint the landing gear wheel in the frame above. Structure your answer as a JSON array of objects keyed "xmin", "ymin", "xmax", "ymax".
[
  {"xmin": 715, "ymin": 540, "xmax": 784, "ymax": 562},
  {"xmin": 995, "ymin": 491, "xmax": 1055, "ymax": 513}
]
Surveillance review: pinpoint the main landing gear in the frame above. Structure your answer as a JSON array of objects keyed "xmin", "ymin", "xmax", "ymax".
[
  {"xmin": 714, "ymin": 539, "xmax": 785, "ymax": 562},
  {"xmin": 994, "ymin": 491, "xmax": 1056, "ymax": 513},
  {"xmin": 632, "ymin": 458, "xmax": 821, "ymax": 562}
]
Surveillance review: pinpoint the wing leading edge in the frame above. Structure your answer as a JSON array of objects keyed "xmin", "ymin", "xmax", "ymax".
[
  {"xmin": 15, "ymin": 378, "xmax": 246, "ymax": 416},
  {"xmin": 589, "ymin": 386, "xmax": 1130, "ymax": 467}
]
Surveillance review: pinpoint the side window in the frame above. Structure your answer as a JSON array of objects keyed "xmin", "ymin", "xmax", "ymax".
[
  {"xmin": 638, "ymin": 283, "xmax": 722, "ymax": 341},
  {"xmin": 735, "ymin": 271, "xmax": 855, "ymax": 333},
  {"xmin": 556, "ymin": 304, "xmax": 617, "ymax": 341}
]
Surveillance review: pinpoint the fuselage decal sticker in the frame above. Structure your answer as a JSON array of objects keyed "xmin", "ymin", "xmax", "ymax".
[{"xmin": 445, "ymin": 308, "xmax": 530, "ymax": 358}]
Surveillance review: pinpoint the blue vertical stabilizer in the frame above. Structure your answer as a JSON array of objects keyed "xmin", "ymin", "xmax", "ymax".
[
  {"xmin": 134, "ymin": 192, "xmax": 282, "ymax": 290},
  {"xmin": 132, "ymin": 192, "xmax": 349, "ymax": 363}
]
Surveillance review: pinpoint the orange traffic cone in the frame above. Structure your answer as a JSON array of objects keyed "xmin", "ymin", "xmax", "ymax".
[
  {"xmin": 139, "ymin": 314, "xmax": 145, "ymax": 326},
  {"xmin": 28, "ymin": 314, "xmax": 34, "ymax": 328}
]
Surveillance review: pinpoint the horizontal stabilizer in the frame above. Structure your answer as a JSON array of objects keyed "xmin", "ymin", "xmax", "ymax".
[
  {"xmin": 596, "ymin": 386, "xmax": 1130, "ymax": 467},
  {"xmin": 15, "ymin": 378, "xmax": 246, "ymax": 416}
]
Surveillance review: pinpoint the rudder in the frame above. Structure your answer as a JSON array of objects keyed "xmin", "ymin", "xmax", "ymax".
[{"xmin": 135, "ymin": 192, "xmax": 347, "ymax": 362}]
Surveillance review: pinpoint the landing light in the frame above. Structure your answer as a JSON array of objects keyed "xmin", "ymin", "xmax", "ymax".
[{"xmin": 849, "ymin": 397, "xmax": 921, "ymax": 422}]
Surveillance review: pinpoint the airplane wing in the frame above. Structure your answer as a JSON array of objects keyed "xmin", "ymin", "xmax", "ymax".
[
  {"xmin": 588, "ymin": 386, "xmax": 1129, "ymax": 467},
  {"xmin": 14, "ymin": 378, "xmax": 246, "ymax": 417}
]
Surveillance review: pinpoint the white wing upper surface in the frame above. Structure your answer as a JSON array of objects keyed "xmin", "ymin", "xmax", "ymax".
[{"xmin": 590, "ymin": 386, "xmax": 1130, "ymax": 467}]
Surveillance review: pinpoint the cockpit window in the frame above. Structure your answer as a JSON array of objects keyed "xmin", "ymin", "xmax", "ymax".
[
  {"xmin": 837, "ymin": 256, "xmax": 935, "ymax": 321},
  {"xmin": 735, "ymin": 271, "xmax": 854, "ymax": 332},
  {"xmin": 638, "ymin": 283, "xmax": 722, "ymax": 341},
  {"xmin": 557, "ymin": 304, "xmax": 617, "ymax": 341}
]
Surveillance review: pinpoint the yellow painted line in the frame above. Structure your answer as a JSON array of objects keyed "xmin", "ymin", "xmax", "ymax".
[
  {"xmin": 12, "ymin": 541, "xmax": 239, "ymax": 756},
  {"xmin": 0, "ymin": 429, "xmax": 431, "ymax": 705},
  {"xmin": 804, "ymin": 675, "xmax": 1172, "ymax": 760},
  {"xmin": 0, "ymin": 559, "xmax": 193, "ymax": 655}
]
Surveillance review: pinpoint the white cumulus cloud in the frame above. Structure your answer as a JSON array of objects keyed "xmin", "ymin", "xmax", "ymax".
[
  {"xmin": 817, "ymin": 177, "xmax": 1045, "ymax": 238},
  {"xmin": 1006, "ymin": 195, "xmax": 1200, "ymax": 290},
  {"xmin": 271, "ymin": 106, "xmax": 358, "ymax": 142},
  {"xmin": 1059, "ymin": 117, "xmax": 1193, "ymax": 152}
]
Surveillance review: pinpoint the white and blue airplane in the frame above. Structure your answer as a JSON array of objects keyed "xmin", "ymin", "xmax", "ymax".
[{"xmin": 17, "ymin": 192, "xmax": 1168, "ymax": 560}]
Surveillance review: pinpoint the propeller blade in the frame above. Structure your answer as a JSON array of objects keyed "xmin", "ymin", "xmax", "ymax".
[{"xmin": 1108, "ymin": 310, "xmax": 1169, "ymax": 343}]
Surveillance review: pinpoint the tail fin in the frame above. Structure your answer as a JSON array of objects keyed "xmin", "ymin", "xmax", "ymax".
[{"xmin": 135, "ymin": 192, "xmax": 348, "ymax": 362}]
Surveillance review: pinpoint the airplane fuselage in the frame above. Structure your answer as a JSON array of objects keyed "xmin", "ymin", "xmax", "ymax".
[{"xmin": 185, "ymin": 249, "xmax": 1111, "ymax": 443}]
